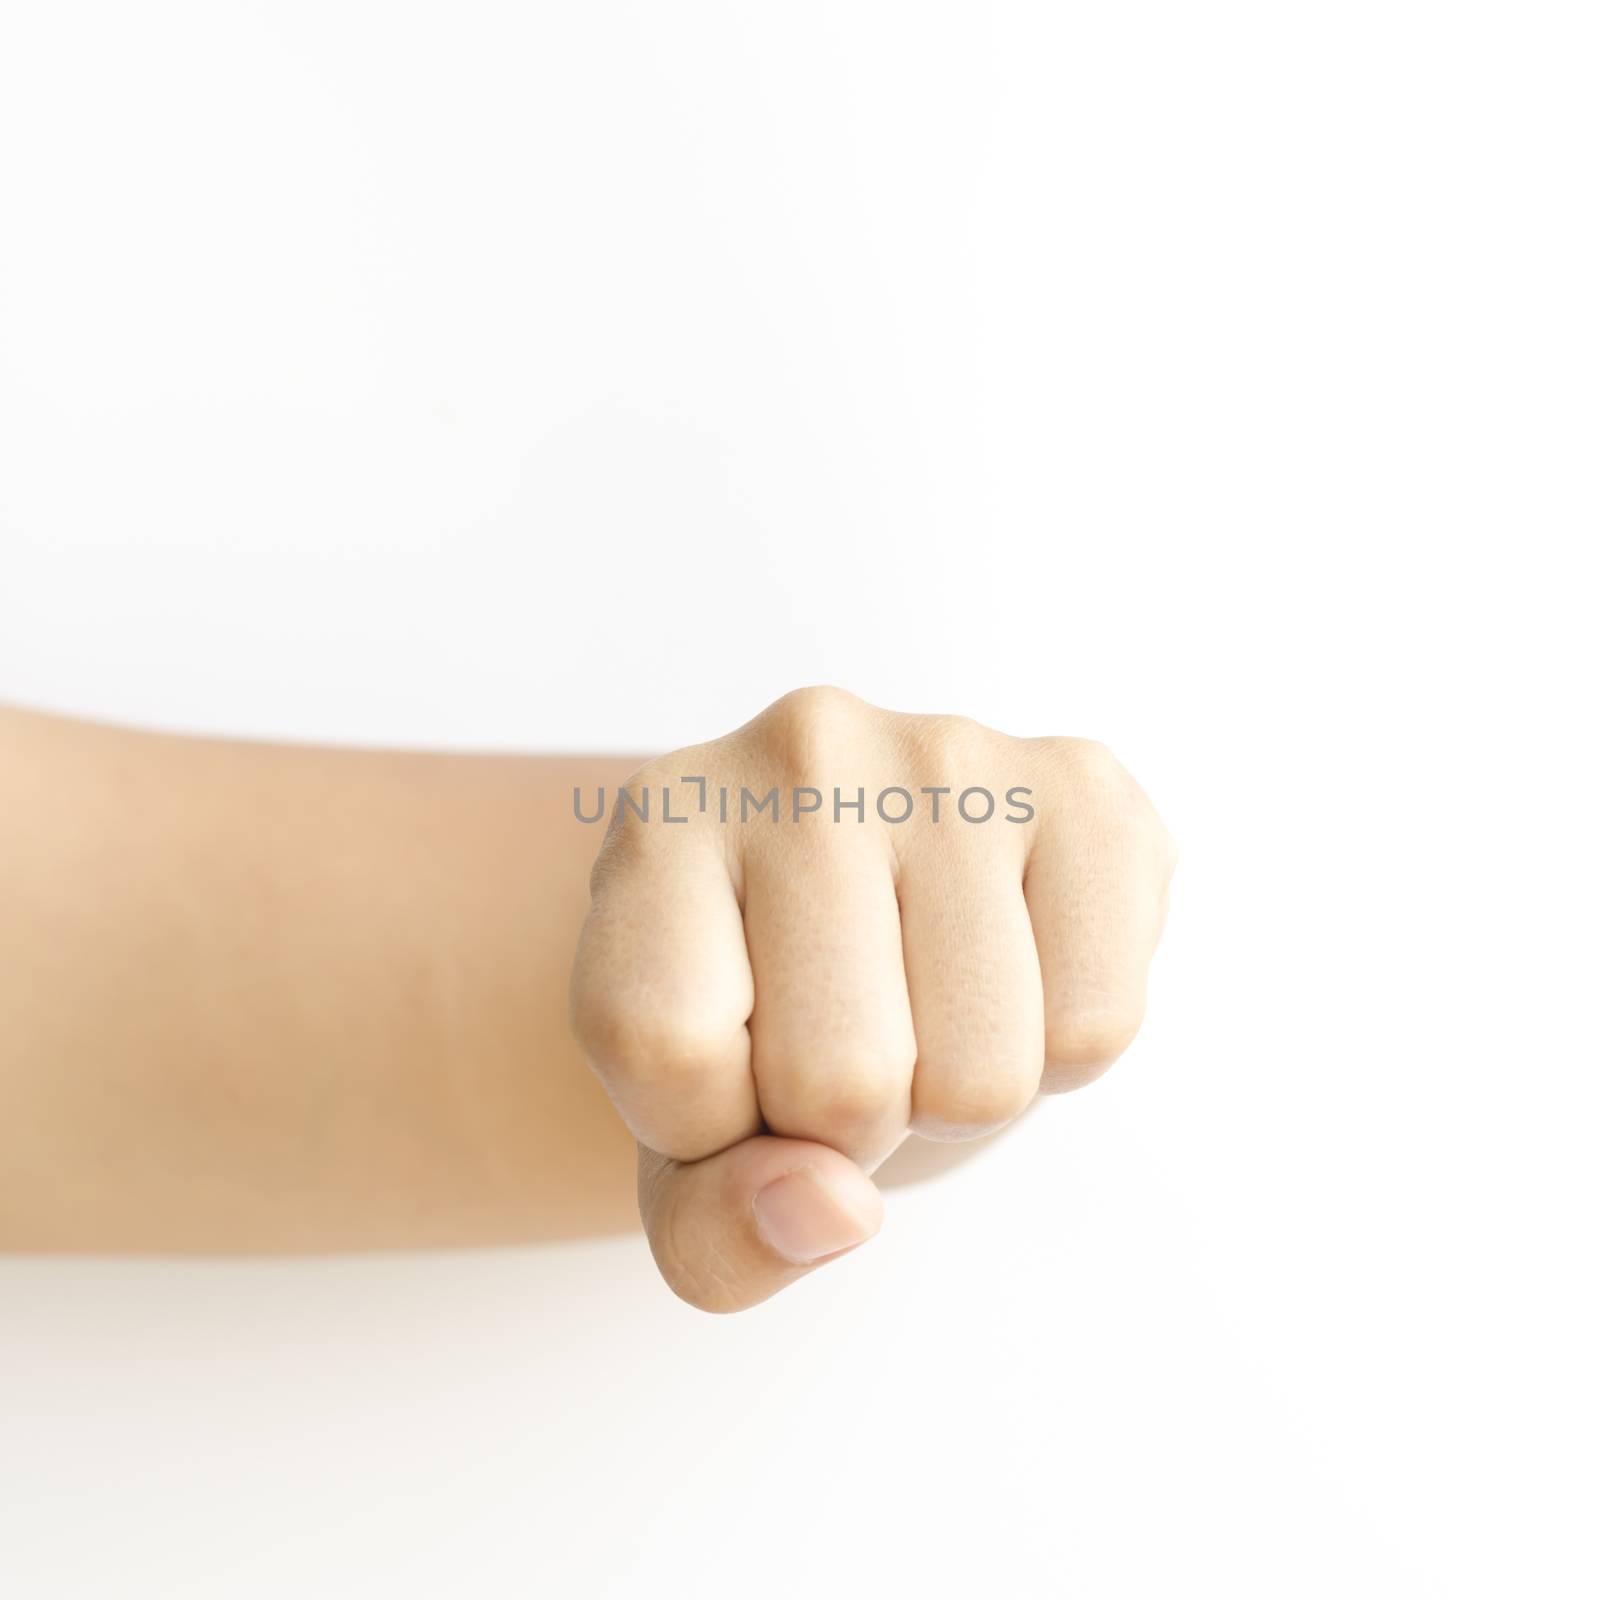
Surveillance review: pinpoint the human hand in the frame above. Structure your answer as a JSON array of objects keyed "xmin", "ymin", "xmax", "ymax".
[{"xmin": 570, "ymin": 688, "xmax": 1174, "ymax": 1311}]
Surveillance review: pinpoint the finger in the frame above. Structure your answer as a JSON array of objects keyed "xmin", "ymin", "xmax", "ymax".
[
  {"xmin": 570, "ymin": 820, "xmax": 758, "ymax": 1163},
  {"xmin": 1024, "ymin": 743, "xmax": 1174, "ymax": 1092},
  {"xmin": 639, "ymin": 1135, "xmax": 883, "ymax": 1313},
  {"xmin": 743, "ymin": 831, "xmax": 917, "ymax": 1170},
  {"xmin": 901, "ymin": 844, "xmax": 1045, "ymax": 1138}
]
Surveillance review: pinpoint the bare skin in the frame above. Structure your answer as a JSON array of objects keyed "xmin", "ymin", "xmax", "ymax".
[
  {"xmin": 0, "ymin": 692, "xmax": 1173, "ymax": 1310},
  {"xmin": 573, "ymin": 688, "xmax": 1174, "ymax": 1309},
  {"xmin": 0, "ymin": 704, "xmax": 641, "ymax": 1249}
]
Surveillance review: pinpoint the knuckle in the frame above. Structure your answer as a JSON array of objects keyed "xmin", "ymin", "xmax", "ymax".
[
  {"xmin": 586, "ymin": 748, "xmax": 728, "ymax": 889},
  {"xmin": 1042, "ymin": 1003, "xmax": 1144, "ymax": 1089},
  {"xmin": 769, "ymin": 683, "xmax": 863, "ymax": 724},
  {"xmin": 759, "ymin": 685, "xmax": 866, "ymax": 770},
  {"xmin": 1038, "ymin": 739, "xmax": 1170, "ymax": 855},
  {"xmin": 912, "ymin": 712, "xmax": 992, "ymax": 783},
  {"xmin": 1034, "ymin": 737, "xmax": 1129, "ymax": 801},
  {"xmin": 768, "ymin": 1054, "xmax": 909, "ymax": 1135},
  {"xmin": 576, "ymin": 996, "xmax": 730, "ymax": 1087},
  {"xmin": 1064, "ymin": 737, "xmax": 1126, "ymax": 783},
  {"xmin": 912, "ymin": 1070, "xmax": 1035, "ymax": 1138}
]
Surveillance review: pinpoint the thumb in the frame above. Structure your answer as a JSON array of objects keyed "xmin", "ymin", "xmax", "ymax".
[{"xmin": 638, "ymin": 1135, "xmax": 884, "ymax": 1313}]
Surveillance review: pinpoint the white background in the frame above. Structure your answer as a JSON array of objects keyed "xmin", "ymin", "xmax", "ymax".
[{"xmin": 2, "ymin": 3, "xmax": 1596, "ymax": 1595}]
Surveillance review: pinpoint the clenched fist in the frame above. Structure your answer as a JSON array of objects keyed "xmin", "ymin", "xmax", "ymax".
[{"xmin": 570, "ymin": 688, "xmax": 1175, "ymax": 1311}]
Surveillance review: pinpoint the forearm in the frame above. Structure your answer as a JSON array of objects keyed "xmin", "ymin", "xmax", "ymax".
[{"xmin": 0, "ymin": 706, "xmax": 638, "ymax": 1251}]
